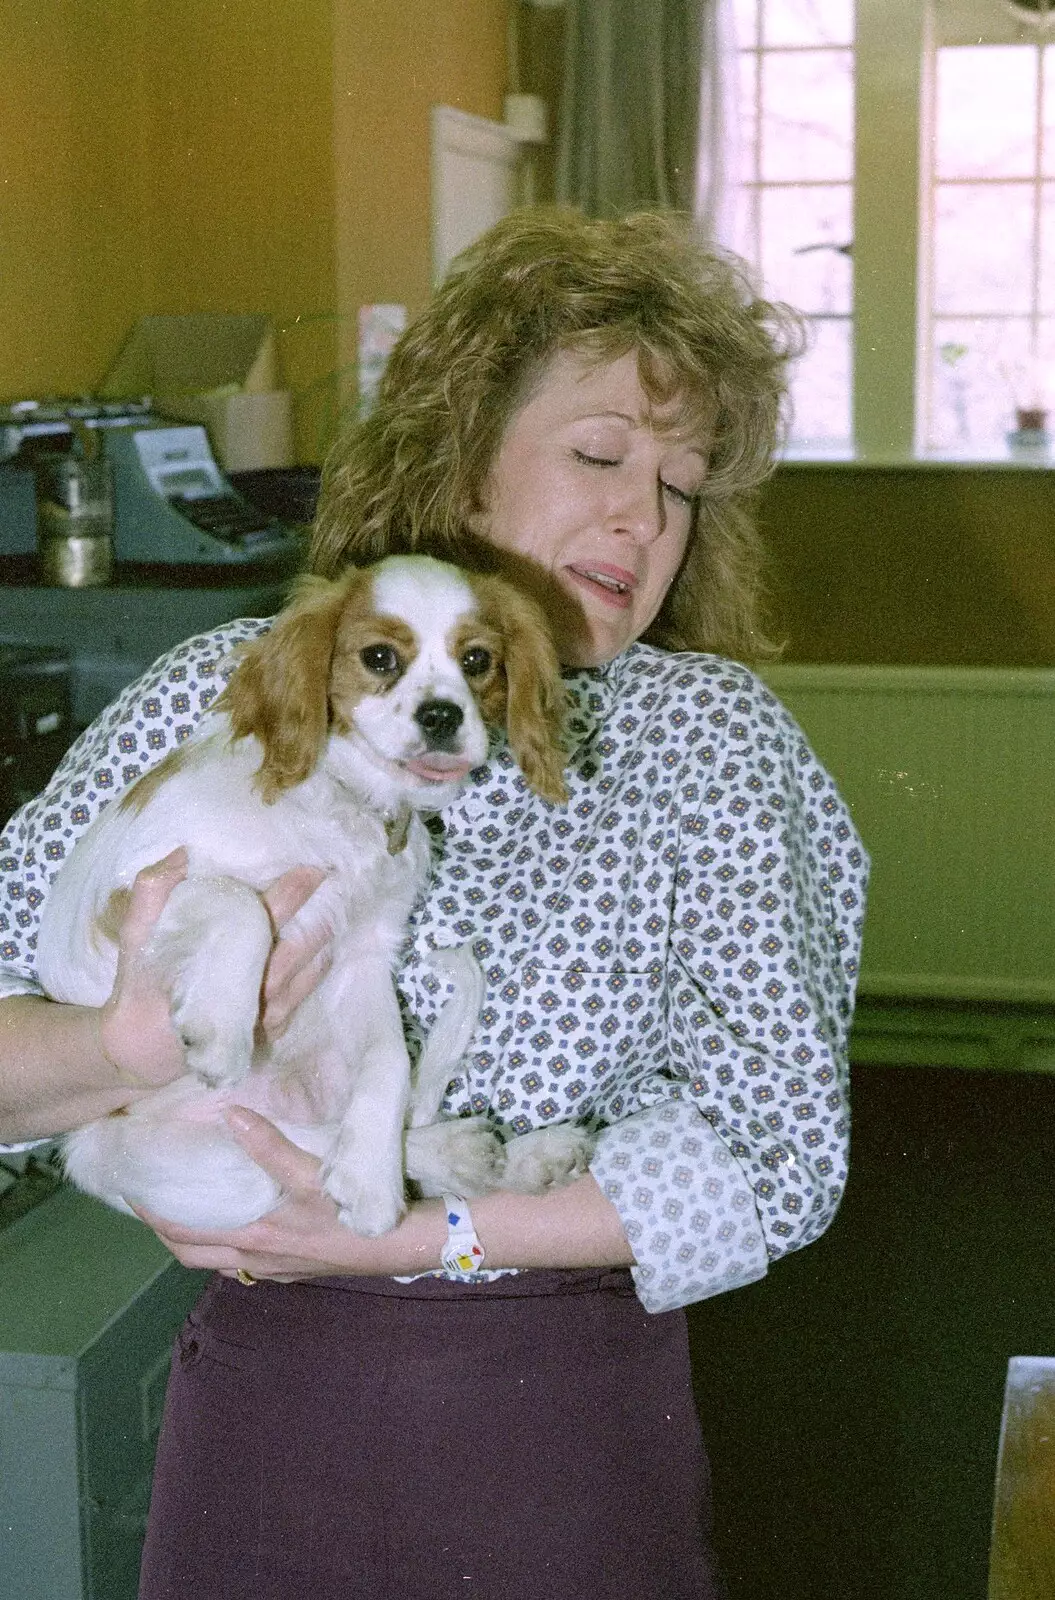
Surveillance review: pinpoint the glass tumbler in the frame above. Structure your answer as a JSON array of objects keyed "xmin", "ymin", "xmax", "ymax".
[{"xmin": 37, "ymin": 451, "xmax": 114, "ymax": 587}]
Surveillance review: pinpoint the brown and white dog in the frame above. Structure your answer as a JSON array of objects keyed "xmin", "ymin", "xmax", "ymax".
[{"xmin": 36, "ymin": 554, "xmax": 587, "ymax": 1235}]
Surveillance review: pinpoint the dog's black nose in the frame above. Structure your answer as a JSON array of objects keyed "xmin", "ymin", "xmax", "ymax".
[{"xmin": 414, "ymin": 699, "xmax": 464, "ymax": 745}]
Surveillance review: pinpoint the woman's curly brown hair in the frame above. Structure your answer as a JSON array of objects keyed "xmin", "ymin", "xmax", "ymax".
[{"xmin": 310, "ymin": 207, "xmax": 803, "ymax": 660}]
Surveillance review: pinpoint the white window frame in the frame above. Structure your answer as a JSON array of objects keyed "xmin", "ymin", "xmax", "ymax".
[{"xmin": 845, "ymin": 0, "xmax": 935, "ymax": 462}]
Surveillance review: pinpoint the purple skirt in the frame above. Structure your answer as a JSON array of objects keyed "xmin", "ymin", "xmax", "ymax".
[{"xmin": 139, "ymin": 1268, "xmax": 724, "ymax": 1600}]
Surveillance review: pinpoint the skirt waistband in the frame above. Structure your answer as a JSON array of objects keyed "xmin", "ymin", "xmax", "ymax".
[{"xmin": 274, "ymin": 1266, "xmax": 637, "ymax": 1302}]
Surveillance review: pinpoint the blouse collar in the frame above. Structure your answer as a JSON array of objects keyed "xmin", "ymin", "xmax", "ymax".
[{"xmin": 560, "ymin": 647, "xmax": 632, "ymax": 756}]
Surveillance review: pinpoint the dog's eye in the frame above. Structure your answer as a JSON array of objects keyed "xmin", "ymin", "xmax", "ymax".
[
  {"xmin": 360, "ymin": 644, "xmax": 401, "ymax": 676},
  {"xmin": 461, "ymin": 646, "xmax": 492, "ymax": 678}
]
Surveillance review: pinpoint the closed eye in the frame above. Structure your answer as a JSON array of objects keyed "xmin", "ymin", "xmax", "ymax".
[
  {"xmin": 575, "ymin": 450, "xmax": 697, "ymax": 509},
  {"xmin": 661, "ymin": 479, "xmax": 698, "ymax": 509}
]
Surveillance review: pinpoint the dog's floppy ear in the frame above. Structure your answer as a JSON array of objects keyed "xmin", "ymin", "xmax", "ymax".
[
  {"xmin": 471, "ymin": 574, "xmax": 568, "ymax": 804},
  {"xmin": 222, "ymin": 570, "xmax": 365, "ymax": 802}
]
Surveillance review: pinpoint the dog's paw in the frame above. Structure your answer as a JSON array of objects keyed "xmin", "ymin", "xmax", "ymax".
[
  {"xmin": 323, "ymin": 1159, "xmax": 406, "ymax": 1238},
  {"xmin": 152, "ymin": 876, "xmax": 271, "ymax": 1088},
  {"xmin": 501, "ymin": 1124, "xmax": 595, "ymax": 1195},
  {"xmin": 169, "ymin": 1006, "xmax": 254, "ymax": 1090},
  {"xmin": 405, "ymin": 1117, "xmax": 506, "ymax": 1198}
]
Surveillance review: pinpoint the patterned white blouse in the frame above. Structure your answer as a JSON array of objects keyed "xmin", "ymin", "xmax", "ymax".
[{"xmin": 0, "ymin": 621, "xmax": 868, "ymax": 1314}]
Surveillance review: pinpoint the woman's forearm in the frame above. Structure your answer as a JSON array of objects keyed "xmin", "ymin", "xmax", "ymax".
[
  {"xmin": 461, "ymin": 1173, "xmax": 636, "ymax": 1271},
  {"xmin": 0, "ymin": 994, "xmax": 144, "ymax": 1143},
  {"xmin": 137, "ymin": 1112, "xmax": 638, "ymax": 1281},
  {"xmin": 0, "ymin": 852, "xmax": 196, "ymax": 1144},
  {"xmin": 0, "ymin": 859, "xmax": 329, "ymax": 1148},
  {"xmin": 296, "ymin": 1173, "xmax": 637, "ymax": 1278}
]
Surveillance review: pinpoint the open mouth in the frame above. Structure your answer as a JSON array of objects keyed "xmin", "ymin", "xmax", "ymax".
[
  {"xmin": 349, "ymin": 726, "xmax": 477, "ymax": 788},
  {"xmin": 566, "ymin": 564, "xmax": 636, "ymax": 609}
]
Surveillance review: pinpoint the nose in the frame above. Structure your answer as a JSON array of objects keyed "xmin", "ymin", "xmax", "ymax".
[
  {"xmin": 609, "ymin": 470, "xmax": 665, "ymax": 544},
  {"xmin": 414, "ymin": 699, "xmax": 464, "ymax": 746}
]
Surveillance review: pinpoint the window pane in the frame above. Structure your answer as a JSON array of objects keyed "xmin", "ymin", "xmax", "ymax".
[
  {"xmin": 1040, "ymin": 181, "xmax": 1055, "ymax": 311},
  {"xmin": 760, "ymin": 50, "xmax": 853, "ymax": 182},
  {"xmin": 759, "ymin": 184, "xmax": 852, "ymax": 312},
  {"xmin": 1035, "ymin": 317, "xmax": 1055, "ymax": 408},
  {"xmin": 732, "ymin": 0, "xmax": 760, "ymax": 49},
  {"xmin": 763, "ymin": 0, "xmax": 853, "ymax": 48},
  {"xmin": 936, "ymin": 47, "xmax": 1038, "ymax": 179},
  {"xmin": 1043, "ymin": 46, "xmax": 1055, "ymax": 175},
  {"xmin": 727, "ymin": 182, "xmax": 761, "ymax": 267},
  {"xmin": 737, "ymin": 50, "xmax": 760, "ymax": 175},
  {"xmin": 788, "ymin": 318, "xmax": 852, "ymax": 445},
  {"xmin": 933, "ymin": 184, "xmax": 1035, "ymax": 314},
  {"xmin": 927, "ymin": 319, "xmax": 1030, "ymax": 449},
  {"xmin": 731, "ymin": 1, "xmax": 854, "ymax": 452}
]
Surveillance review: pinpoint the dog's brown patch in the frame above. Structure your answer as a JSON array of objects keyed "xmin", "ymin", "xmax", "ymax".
[
  {"xmin": 329, "ymin": 608, "xmax": 419, "ymax": 734},
  {"xmin": 448, "ymin": 616, "xmax": 508, "ymax": 726},
  {"xmin": 463, "ymin": 574, "xmax": 568, "ymax": 803},
  {"xmin": 95, "ymin": 885, "xmax": 133, "ymax": 947},
  {"xmin": 221, "ymin": 569, "xmax": 372, "ymax": 801}
]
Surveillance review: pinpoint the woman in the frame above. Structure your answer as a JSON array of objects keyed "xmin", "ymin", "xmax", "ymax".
[{"xmin": 0, "ymin": 209, "xmax": 867, "ymax": 1598}]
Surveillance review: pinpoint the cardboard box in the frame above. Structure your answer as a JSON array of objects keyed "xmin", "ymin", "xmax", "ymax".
[{"xmin": 100, "ymin": 313, "xmax": 293, "ymax": 472}]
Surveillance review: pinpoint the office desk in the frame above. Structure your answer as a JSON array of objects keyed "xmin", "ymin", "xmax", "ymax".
[{"xmin": 0, "ymin": 556, "xmax": 297, "ymax": 724}]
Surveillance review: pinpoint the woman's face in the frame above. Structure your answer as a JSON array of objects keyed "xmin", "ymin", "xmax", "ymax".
[{"xmin": 471, "ymin": 349, "xmax": 712, "ymax": 667}]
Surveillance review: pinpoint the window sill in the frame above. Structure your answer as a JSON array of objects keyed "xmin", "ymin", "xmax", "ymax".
[{"xmin": 779, "ymin": 443, "xmax": 1055, "ymax": 470}]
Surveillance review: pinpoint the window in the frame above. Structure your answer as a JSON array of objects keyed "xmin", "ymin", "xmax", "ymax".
[
  {"xmin": 724, "ymin": 0, "xmax": 1054, "ymax": 460},
  {"xmin": 729, "ymin": 0, "xmax": 855, "ymax": 450},
  {"xmin": 924, "ymin": 42, "xmax": 1055, "ymax": 450}
]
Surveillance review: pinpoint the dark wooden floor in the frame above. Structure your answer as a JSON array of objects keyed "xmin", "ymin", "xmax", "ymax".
[{"xmin": 688, "ymin": 1063, "xmax": 1055, "ymax": 1600}]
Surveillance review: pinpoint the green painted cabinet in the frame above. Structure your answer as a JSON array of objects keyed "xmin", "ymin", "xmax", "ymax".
[
  {"xmin": 0, "ymin": 1187, "xmax": 205, "ymax": 1599},
  {"xmin": 762, "ymin": 664, "xmax": 1055, "ymax": 1072}
]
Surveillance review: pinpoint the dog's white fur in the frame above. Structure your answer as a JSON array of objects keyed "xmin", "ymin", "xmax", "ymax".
[{"xmin": 37, "ymin": 554, "xmax": 591, "ymax": 1234}]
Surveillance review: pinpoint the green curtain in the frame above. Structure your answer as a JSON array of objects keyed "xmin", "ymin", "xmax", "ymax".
[{"xmin": 555, "ymin": 0, "xmax": 718, "ymax": 222}]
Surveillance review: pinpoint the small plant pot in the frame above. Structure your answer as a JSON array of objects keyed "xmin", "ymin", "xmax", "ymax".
[{"xmin": 1007, "ymin": 407, "xmax": 1051, "ymax": 453}]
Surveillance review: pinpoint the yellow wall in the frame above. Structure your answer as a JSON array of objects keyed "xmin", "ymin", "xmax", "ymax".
[
  {"xmin": 0, "ymin": 0, "xmax": 506, "ymax": 461},
  {"xmin": 332, "ymin": 0, "xmax": 506, "ymax": 429},
  {"xmin": 144, "ymin": 0, "xmax": 338, "ymax": 461},
  {"xmin": 2, "ymin": 1, "xmax": 154, "ymax": 402}
]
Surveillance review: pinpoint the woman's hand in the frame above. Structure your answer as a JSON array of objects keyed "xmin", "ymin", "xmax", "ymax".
[
  {"xmin": 97, "ymin": 848, "xmax": 193, "ymax": 1089},
  {"xmin": 135, "ymin": 1108, "xmax": 366, "ymax": 1282},
  {"xmin": 97, "ymin": 853, "xmax": 330, "ymax": 1091},
  {"xmin": 135, "ymin": 1109, "xmax": 637, "ymax": 1283},
  {"xmin": 257, "ymin": 865, "xmax": 332, "ymax": 1042}
]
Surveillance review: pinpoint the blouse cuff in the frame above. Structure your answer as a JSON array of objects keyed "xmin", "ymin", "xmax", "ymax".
[
  {"xmin": 590, "ymin": 1100, "xmax": 768, "ymax": 1314},
  {"xmin": 0, "ymin": 969, "xmax": 45, "ymax": 1003}
]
